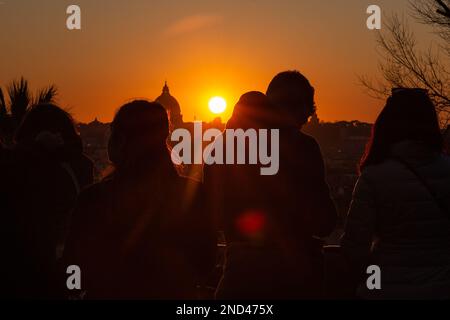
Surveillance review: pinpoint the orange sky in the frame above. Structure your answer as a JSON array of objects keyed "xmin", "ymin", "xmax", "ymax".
[{"xmin": 0, "ymin": 0, "xmax": 441, "ymax": 123}]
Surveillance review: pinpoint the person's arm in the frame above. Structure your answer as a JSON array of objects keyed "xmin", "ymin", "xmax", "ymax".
[
  {"xmin": 341, "ymin": 173, "xmax": 377, "ymax": 276},
  {"xmin": 307, "ymin": 139, "xmax": 338, "ymax": 237}
]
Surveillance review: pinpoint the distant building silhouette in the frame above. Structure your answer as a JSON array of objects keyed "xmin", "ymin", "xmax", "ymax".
[
  {"xmin": 78, "ymin": 82, "xmax": 228, "ymax": 181},
  {"xmin": 303, "ymin": 119, "xmax": 372, "ymax": 230},
  {"xmin": 78, "ymin": 119, "xmax": 110, "ymax": 180},
  {"xmin": 155, "ymin": 82, "xmax": 183, "ymax": 128}
]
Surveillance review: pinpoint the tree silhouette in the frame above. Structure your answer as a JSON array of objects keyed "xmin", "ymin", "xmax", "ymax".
[
  {"xmin": 7, "ymin": 78, "xmax": 31, "ymax": 123},
  {"xmin": 0, "ymin": 77, "xmax": 57, "ymax": 143},
  {"xmin": 360, "ymin": 0, "xmax": 450, "ymax": 126},
  {"xmin": 412, "ymin": 0, "xmax": 450, "ymax": 53}
]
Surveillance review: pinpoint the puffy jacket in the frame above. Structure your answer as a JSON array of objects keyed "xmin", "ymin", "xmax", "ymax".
[{"xmin": 342, "ymin": 140, "xmax": 450, "ymax": 299}]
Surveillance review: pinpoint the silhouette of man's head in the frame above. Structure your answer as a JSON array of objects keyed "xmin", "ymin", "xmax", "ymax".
[
  {"xmin": 266, "ymin": 70, "xmax": 316, "ymax": 127},
  {"xmin": 109, "ymin": 100, "xmax": 170, "ymax": 171},
  {"xmin": 360, "ymin": 88, "xmax": 443, "ymax": 170},
  {"xmin": 226, "ymin": 91, "xmax": 275, "ymax": 129},
  {"xmin": 15, "ymin": 103, "xmax": 82, "ymax": 153}
]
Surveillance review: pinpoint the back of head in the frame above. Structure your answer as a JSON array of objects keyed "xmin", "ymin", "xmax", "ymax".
[
  {"xmin": 108, "ymin": 100, "xmax": 176, "ymax": 179},
  {"xmin": 266, "ymin": 70, "xmax": 316, "ymax": 127},
  {"xmin": 226, "ymin": 91, "xmax": 275, "ymax": 129},
  {"xmin": 14, "ymin": 103, "xmax": 82, "ymax": 154},
  {"xmin": 360, "ymin": 88, "xmax": 443, "ymax": 170}
]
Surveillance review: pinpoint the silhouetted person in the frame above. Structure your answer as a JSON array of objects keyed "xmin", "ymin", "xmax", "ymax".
[
  {"xmin": 0, "ymin": 104, "xmax": 93, "ymax": 299},
  {"xmin": 342, "ymin": 88, "xmax": 450, "ymax": 299},
  {"xmin": 267, "ymin": 71, "xmax": 337, "ymax": 297},
  {"xmin": 64, "ymin": 101, "xmax": 216, "ymax": 299},
  {"xmin": 205, "ymin": 88, "xmax": 336, "ymax": 299}
]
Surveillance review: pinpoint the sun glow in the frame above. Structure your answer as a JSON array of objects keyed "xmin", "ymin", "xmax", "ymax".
[{"xmin": 208, "ymin": 96, "xmax": 227, "ymax": 114}]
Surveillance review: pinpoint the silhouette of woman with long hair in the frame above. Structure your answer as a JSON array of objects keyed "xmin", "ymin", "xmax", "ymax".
[
  {"xmin": 64, "ymin": 100, "xmax": 215, "ymax": 299},
  {"xmin": 342, "ymin": 89, "xmax": 450, "ymax": 299},
  {"xmin": 205, "ymin": 91, "xmax": 336, "ymax": 299},
  {"xmin": 0, "ymin": 103, "xmax": 93, "ymax": 299}
]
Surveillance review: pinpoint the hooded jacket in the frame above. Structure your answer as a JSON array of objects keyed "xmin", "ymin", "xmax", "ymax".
[{"xmin": 342, "ymin": 140, "xmax": 450, "ymax": 299}]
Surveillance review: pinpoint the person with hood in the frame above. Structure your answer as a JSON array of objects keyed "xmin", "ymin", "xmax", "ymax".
[{"xmin": 342, "ymin": 88, "xmax": 450, "ymax": 299}]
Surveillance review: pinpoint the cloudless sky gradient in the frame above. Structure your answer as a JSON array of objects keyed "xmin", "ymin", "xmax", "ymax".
[{"xmin": 0, "ymin": 0, "xmax": 441, "ymax": 123}]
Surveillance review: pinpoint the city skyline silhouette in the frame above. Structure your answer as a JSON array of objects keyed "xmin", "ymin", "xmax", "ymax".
[{"xmin": 0, "ymin": 0, "xmax": 442, "ymax": 123}]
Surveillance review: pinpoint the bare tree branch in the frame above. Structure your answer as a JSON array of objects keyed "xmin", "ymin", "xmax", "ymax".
[
  {"xmin": 360, "ymin": 10, "xmax": 450, "ymax": 125},
  {"xmin": 436, "ymin": 0, "xmax": 450, "ymax": 18},
  {"xmin": 410, "ymin": 0, "xmax": 450, "ymax": 55}
]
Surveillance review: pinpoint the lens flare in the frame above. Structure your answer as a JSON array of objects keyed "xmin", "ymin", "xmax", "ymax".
[{"xmin": 236, "ymin": 211, "xmax": 266, "ymax": 236}]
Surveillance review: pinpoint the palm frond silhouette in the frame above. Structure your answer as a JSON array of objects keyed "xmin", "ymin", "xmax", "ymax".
[
  {"xmin": 0, "ymin": 77, "xmax": 57, "ymax": 124},
  {"xmin": 0, "ymin": 77, "xmax": 58, "ymax": 144}
]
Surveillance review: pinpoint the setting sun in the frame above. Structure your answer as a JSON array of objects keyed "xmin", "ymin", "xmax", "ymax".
[{"xmin": 208, "ymin": 96, "xmax": 227, "ymax": 114}]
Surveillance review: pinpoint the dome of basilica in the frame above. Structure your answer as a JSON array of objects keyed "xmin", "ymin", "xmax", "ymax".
[{"xmin": 155, "ymin": 82, "xmax": 182, "ymax": 126}]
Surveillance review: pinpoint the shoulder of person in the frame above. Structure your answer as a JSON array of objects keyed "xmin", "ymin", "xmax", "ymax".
[
  {"xmin": 81, "ymin": 152, "xmax": 94, "ymax": 165},
  {"xmin": 177, "ymin": 174, "xmax": 204, "ymax": 193},
  {"xmin": 72, "ymin": 152, "xmax": 94, "ymax": 168},
  {"xmin": 359, "ymin": 159, "xmax": 404, "ymax": 183},
  {"xmin": 0, "ymin": 147, "xmax": 16, "ymax": 167},
  {"xmin": 5, "ymin": 145, "xmax": 51, "ymax": 180},
  {"xmin": 296, "ymin": 131, "xmax": 321, "ymax": 151},
  {"xmin": 174, "ymin": 175, "xmax": 206, "ymax": 213},
  {"xmin": 439, "ymin": 154, "xmax": 450, "ymax": 166},
  {"xmin": 77, "ymin": 178, "xmax": 113, "ymax": 207}
]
